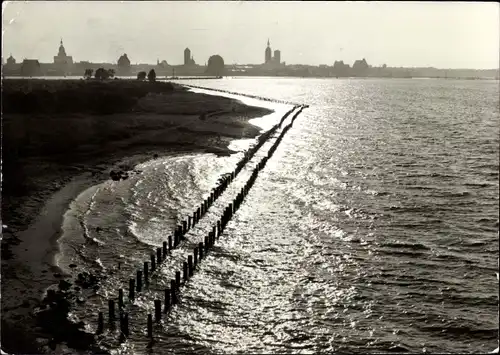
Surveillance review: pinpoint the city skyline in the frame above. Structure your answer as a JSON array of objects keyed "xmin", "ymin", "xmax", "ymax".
[{"xmin": 2, "ymin": 1, "xmax": 499, "ymax": 69}]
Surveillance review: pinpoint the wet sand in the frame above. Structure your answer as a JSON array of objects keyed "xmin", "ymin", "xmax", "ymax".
[{"xmin": 1, "ymin": 79, "xmax": 272, "ymax": 354}]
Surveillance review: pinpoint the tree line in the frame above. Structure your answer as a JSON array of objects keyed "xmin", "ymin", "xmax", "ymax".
[{"xmin": 84, "ymin": 68, "xmax": 157, "ymax": 81}]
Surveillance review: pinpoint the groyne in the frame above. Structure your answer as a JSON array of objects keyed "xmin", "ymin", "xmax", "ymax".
[
  {"xmin": 89, "ymin": 92, "xmax": 307, "ymax": 347},
  {"xmin": 183, "ymin": 84, "xmax": 307, "ymax": 107}
]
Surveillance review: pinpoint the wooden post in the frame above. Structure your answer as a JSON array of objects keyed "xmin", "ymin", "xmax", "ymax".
[
  {"xmin": 164, "ymin": 289, "xmax": 170, "ymax": 313},
  {"xmin": 120, "ymin": 312, "xmax": 127, "ymax": 338},
  {"xmin": 137, "ymin": 270, "xmax": 142, "ymax": 293},
  {"xmin": 178, "ymin": 225, "xmax": 183, "ymax": 240},
  {"xmin": 118, "ymin": 289, "xmax": 124, "ymax": 311},
  {"xmin": 212, "ymin": 226, "xmax": 216, "ymax": 239},
  {"xmin": 183, "ymin": 220, "xmax": 187, "ymax": 234},
  {"xmin": 163, "ymin": 241, "xmax": 167, "ymax": 258},
  {"xmin": 168, "ymin": 235, "xmax": 173, "ymax": 251},
  {"xmin": 123, "ymin": 313, "xmax": 129, "ymax": 337},
  {"xmin": 193, "ymin": 211, "xmax": 197, "ymax": 226},
  {"xmin": 154, "ymin": 300, "xmax": 161, "ymax": 322},
  {"xmin": 147, "ymin": 314, "xmax": 153, "ymax": 338},
  {"xmin": 204, "ymin": 236, "xmax": 209, "ymax": 252},
  {"xmin": 188, "ymin": 216, "xmax": 191, "ymax": 229},
  {"xmin": 194, "ymin": 247, "xmax": 198, "ymax": 266},
  {"xmin": 175, "ymin": 271, "xmax": 181, "ymax": 288},
  {"xmin": 129, "ymin": 278, "xmax": 135, "ymax": 301},
  {"xmin": 170, "ymin": 280, "xmax": 177, "ymax": 304},
  {"xmin": 108, "ymin": 299, "xmax": 115, "ymax": 322},
  {"xmin": 144, "ymin": 262, "xmax": 149, "ymax": 286},
  {"xmin": 198, "ymin": 242, "xmax": 204, "ymax": 260},
  {"xmin": 188, "ymin": 255, "xmax": 193, "ymax": 277},
  {"xmin": 151, "ymin": 254, "xmax": 156, "ymax": 272},
  {"xmin": 183, "ymin": 261, "xmax": 188, "ymax": 281},
  {"xmin": 119, "ymin": 311, "xmax": 124, "ymax": 336},
  {"xmin": 97, "ymin": 312, "xmax": 104, "ymax": 334},
  {"xmin": 173, "ymin": 230, "xmax": 178, "ymax": 246},
  {"xmin": 157, "ymin": 247, "xmax": 162, "ymax": 264},
  {"xmin": 217, "ymin": 221, "xmax": 221, "ymax": 237}
]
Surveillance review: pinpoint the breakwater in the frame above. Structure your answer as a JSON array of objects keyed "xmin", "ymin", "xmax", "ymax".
[
  {"xmin": 165, "ymin": 76, "xmax": 222, "ymax": 80},
  {"xmin": 182, "ymin": 84, "xmax": 307, "ymax": 107},
  {"xmin": 91, "ymin": 98, "xmax": 307, "ymax": 349}
]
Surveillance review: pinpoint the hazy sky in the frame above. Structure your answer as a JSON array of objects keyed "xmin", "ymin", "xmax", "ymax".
[{"xmin": 2, "ymin": 1, "xmax": 499, "ymax": 68}]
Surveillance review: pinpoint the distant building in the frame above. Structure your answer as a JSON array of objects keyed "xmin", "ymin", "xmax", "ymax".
[
  {"xmin": 21, "ymin": 59, "xmax": 42, "ymax": 77},
  {"xmin": 6, "ymin": 54, "xmax": 16, "ymax": 66},
  {"xmin": 117, "ymin": 53, "xmax": 131, "ymax": 75},
  {"xmin": 332, "ymin": 60, "xmax": 350, "ymax": 77},
  {"xmin": 53, "ymin": 39, "xmax": 73, "ymax": 75},
  {"xmin": 262, "ymin": 39, "xmax": 284, "ymax": 70},
  {"xmin": 352, "ymin": 58, "xmax": 369, "ymax": 76},
  {"xmin": 206, "ymin": 54, "xmax": 225, "ymax": 76},
  {"xmin": 184, "ymin": 48, "xmax": 196, "ymax": 66},
  {"xmin": 274, "ymin": 50, "xmax": 281, "ymax": 65},
  {"xmin": 157, "ymin": 59, "xmax": 169, "ymax": 68},
  {"xmin": 265, "ymin": 39, "xmax": 272, "ymax": 64},
  {"xmin": 184, "ymin": 48, "xmax": 191, "ymax": 65}
]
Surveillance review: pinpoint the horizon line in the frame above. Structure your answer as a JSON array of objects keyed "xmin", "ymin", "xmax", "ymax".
[{"xmin": 2, "ymin": 59, "xmax": 498, "ymax": 72}]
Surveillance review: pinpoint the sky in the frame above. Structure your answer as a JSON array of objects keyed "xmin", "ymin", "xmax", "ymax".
[{"xmin": 2, "ymin": 1, "xmax": 499, "ymax": 69}]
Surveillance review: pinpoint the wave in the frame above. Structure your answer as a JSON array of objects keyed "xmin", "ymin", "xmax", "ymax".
[{"xmin": 379, "ymin": 242, "xmax": 430, "ymax": 251}]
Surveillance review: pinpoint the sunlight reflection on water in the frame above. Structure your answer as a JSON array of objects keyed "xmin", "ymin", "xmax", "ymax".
[{"xmin": 62, "ymin": 78, "xmax": 498, "ymax": 354}]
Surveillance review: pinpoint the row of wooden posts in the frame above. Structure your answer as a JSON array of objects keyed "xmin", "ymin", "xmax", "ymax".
[
  {"xmin": 184, "ymin": 84, "xmax": 303, "ymax": 107},
  {"xmin": 95, "ymin": 103, "xmax": 307, "ymax": 342}
]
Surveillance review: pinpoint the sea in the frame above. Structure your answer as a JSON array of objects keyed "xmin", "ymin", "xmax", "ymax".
[{"xmin": 55, "ymin": 77, "xmax": 499, "ymax": 354}]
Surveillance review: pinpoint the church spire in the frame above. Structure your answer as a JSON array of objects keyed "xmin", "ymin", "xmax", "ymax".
[
  {"xmin": 58, "ymin": 38, "xmax": 67, "ymax": 57},
  {"xmin": 267, "ymin": 38, "xmax": 270, "ymax": 47}
]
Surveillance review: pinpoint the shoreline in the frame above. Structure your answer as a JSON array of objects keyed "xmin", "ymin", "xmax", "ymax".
[
  {"xmin": 1, "ymin": 79, "xmax": 274, "ymax": 354},
  {"xmin": 2, "ymin": 146, "xmax": 240, "ymax": 355}
]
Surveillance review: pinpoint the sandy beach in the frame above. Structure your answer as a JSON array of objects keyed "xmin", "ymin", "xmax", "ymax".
[{"xmin": 1, "ymin": 79, "xmax": 272, "ymax": 354}]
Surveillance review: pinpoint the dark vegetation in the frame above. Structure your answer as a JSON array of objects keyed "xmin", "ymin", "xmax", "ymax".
[
  {"xmin": 137, "ymin": 71, "xmax": 147, "ymax": 80},
  {"xmin": 2, "ymin": 78, "xmax": 176, "ymax": 115},
  {"xmin": 94, "ymin": 67, "xmax": 115, "ymax": 80},
  {"xmin": 147, "ymin": 69, "xmax": 156, "ymax": 82},
  {"xmin": 84, "ymin": 68, "xmax": 94, "ymax": 79}
]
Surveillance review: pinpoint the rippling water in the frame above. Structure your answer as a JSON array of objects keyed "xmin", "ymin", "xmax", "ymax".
[{"xmin": 58, "ymin": 78, "xmax": 499, "ymax": 353}]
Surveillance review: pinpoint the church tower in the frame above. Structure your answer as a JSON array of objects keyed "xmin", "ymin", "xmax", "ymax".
[
  {"xmin": 53, "ymin": 38, "xmax": 73, "ymax": 75},
  {"xmin": 265, "ymin": 39, "xmax": 272, "ymax": 64},
  {"xmin": 58, "ymin": 39, "xmax": 67, "ymax": 57},
  {"xmin": 184, "ymin": 48, "xmax": 191, "ymax": 66}
]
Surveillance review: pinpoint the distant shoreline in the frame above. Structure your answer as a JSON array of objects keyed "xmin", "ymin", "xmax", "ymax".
[{"xmin": 2, "ymin": 74, "xmax": 498, "ymax": 80}]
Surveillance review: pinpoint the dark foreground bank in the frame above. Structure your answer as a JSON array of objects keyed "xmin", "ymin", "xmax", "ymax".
[{"xmin": 1, "ymin": 79, "xmax": 273, "ymax": 354}]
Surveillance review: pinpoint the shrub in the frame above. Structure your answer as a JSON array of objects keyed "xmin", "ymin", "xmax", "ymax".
[
  {"xmin": 94, "ymin": 68, "xmax": 115, "ymax": 80},
  {"xmin": 137, "ymin": 71, "xmax": 147, "ymax": 80},
  {"xmin": 147, "ymin": 69, "xmax": 156, "ymax": 82},
  {"xmin": 83, "ymin": 69, "xmax": 93, "ymax": 80}
]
